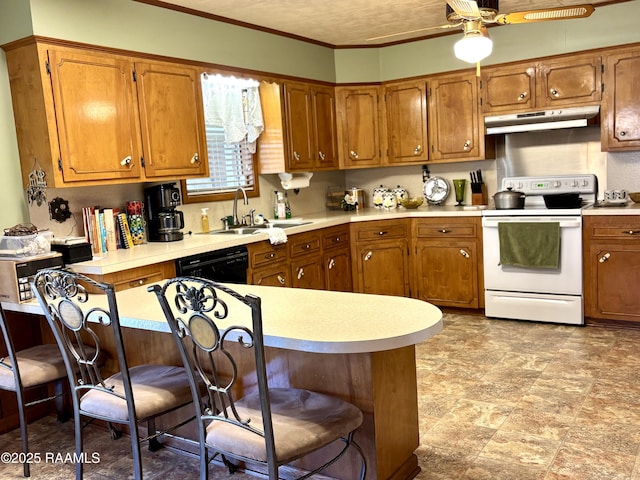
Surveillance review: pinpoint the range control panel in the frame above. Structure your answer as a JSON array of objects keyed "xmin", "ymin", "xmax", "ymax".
[{"xmin": 502, "ymin": 174, "xmax": 598, "ymax": 196}]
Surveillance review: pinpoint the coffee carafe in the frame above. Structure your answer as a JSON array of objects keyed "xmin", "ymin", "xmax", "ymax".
[{"xmin": 144, "ymin": 183, "xmax": 185, "ymax": 242}]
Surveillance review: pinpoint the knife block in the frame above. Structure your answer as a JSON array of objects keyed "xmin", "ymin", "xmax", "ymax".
[{"xmin": 472, "ymin": 184, "xmax": 488, "ymax": 206}]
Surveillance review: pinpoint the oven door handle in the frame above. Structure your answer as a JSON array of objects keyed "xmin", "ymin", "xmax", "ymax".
[{"xmin": 482, "ymin": 218, "xmax": 582, "ymax": 228}]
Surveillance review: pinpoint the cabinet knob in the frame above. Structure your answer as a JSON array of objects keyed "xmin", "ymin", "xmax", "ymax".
[
  {"xmin": 190, "ymin": 153, "xmax": 199, "ymax": 164},
  {"xmin": 414, "ymin": 145, "xmax": 422, "ymax": 155},
  {"xmin": 297, "ymin": 268, "xmax": 305, "ymax": 280},
  {"xmin": 349, "ymin": 150, "xmax": 359, "ymax": 159},
  {"xmin": 265, "ymin": 252, "xmax": 276, "ymax": 259},
  {"xmin": 120, "ymin": 155, "xmax": 132, "ymax": 166},
  {"xmin": 377, "ymin": 231, "xmax": 388, "ymax": 236},
  {"xmin": 624, "ymin": 230, "xmax": 639, "ymax": 235},
  {"xmin": 518, "ymin": 91, "xmax": 528, "ymax": 100},
  {"xmin": 318, "ymin": 151, "xmax": 326, "ymax": 160},
  {"xmin": 549, "ymin": 88, "xmax": 559, "ymax": 97},
  {"xmin": 599, "ymin": 252, "xmax": 610, "ymax": 263},
  {"xmin": 328, "ymin": 258, "xmax": 336, "ymax": 270},
  {"xmin": 460, "ymin": 249, "xmax": 470, "ymax": 258},
  {"xmin": 364, "ymin": 251, "xmax": 373, "ymax": 261},
  {"xmin": 619, "ymin": 131, "xmax": 627, "ymax": 137},
  {"xmin": 293, "ymin": 151, "xmax": 301, "ymax": 161},
  {"xmin": 277, "ymin": 275, "xmax": 286, "ymax": 285},
  {"xmin": 440, "ymin": 229, "xmax": 450, "ymax": 234},
  {"xmin": 463, "ymin": 140, "xmax": 471, "ymax": 150}
]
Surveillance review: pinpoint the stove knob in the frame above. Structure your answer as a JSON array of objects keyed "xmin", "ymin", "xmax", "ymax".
[{"xmin": 553, "ymin": 181, "xmax": 561, "ymax": 188}]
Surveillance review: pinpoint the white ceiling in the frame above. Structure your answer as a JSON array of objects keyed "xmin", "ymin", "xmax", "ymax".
[{"xmin": 139, "ymin": 0, "xmax": 624, "ymax": 46}]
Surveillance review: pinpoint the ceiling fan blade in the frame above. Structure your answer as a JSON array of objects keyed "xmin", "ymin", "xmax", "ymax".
[
  {"xmin": 447, "ymin": 0, "xmax": 481, "ymax": 18},
  {"xmin": 366, "ymin": 23, "xmax": 460, "ymax": 42},
  {"xmin": 495, "ymin": 4, "xmax": 595, "ymax": 25}
]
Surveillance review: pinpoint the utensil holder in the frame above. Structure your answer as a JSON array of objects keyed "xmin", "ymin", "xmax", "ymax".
[{"xmin": 472, "ymin": 184, "xmax": 488, "ymax": 206}]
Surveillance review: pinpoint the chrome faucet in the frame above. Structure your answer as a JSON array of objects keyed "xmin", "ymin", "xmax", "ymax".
[{"xmin": 232, "ymin": 187, "xmax": 248, "ymax": 226}]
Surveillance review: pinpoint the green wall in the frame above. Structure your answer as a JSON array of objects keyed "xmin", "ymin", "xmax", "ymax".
[{"xmin": 0, "ymin": 0, "xmax": 638, "ymax": 228}]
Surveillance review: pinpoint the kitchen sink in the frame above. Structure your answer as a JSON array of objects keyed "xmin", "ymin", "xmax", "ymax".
[{"xmin": 208, "ymin": 220, "xmax": 312, "ymax": 235}]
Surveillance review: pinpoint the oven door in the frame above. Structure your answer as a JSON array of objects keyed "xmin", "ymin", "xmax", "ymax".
[{"xmin": 482, "ymin": 215, "xmax": 583, "ymax": 295}]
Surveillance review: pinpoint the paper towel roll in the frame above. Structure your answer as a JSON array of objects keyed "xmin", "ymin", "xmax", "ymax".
[{"xmin": 278, "ymin": 172, "xmax": 313, "ymax": 190}]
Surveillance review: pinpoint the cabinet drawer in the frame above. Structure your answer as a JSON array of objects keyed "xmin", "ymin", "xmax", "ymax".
[
  {"xmin": 92, "ymin": 261, "xmax": 176, "ymax": 292},
  {"xmin": 415, "ymin": 218, "xmax": 477, "ymax": 238},
  {"xmin": 353, "ymin": 220, "xmax": 408, "ymax": 242},
  {"xmin": 248, "ymin": 241, "xmax": 288, "ymax": 267},
  {"xmin": 585, "ymin": 217, "xmax": 640, "ymax": 240},
  {"xmin": 322, "ymin": 225, "xmax": 350, "ymax": 250},
  {"xmin": 289, "ymin": 231, "xmax": 321, "ymax": 258}
]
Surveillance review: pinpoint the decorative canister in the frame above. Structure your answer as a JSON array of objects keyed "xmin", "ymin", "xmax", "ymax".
[
  {"xmin": 392, "ymin": 185, "xmax": 409, "ymax": 206},
  {"xmin": 382, "ymin": 191, "xmax": 398, "ymax": 210},
  {"xmin": 372, "ymin": 185, "xmax": 388, "ymax": 209}
]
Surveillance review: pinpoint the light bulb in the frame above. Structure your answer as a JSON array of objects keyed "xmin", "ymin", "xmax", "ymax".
[{"xmin": 454, "ymin": 34, "xmax": 493, "ymax": 63}]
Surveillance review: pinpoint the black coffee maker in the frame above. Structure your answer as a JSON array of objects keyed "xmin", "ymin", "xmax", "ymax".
[{"xmin": 144, "ymin": 183, "xmax": 185, "ymax": 242}]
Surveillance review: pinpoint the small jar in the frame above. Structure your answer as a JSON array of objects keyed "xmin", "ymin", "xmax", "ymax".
[
  {"xmin": 372, "ymin": 185, "xmax": 388, "ymax": 209},
  {"xmin": 382, "ymin": 191, "xmax": 398, "ymax": 210},
  {"xmin": 392, "ymin": 185, "xmax": 408, "ymax": 206}
]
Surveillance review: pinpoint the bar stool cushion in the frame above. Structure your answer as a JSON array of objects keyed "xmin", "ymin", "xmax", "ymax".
[
  {"xmin": 0, "ymin": 344, "xmax": 67, "ymax": 390},
  {"xmin": 205, "ymin": 388, "xmax": 363, "ymax": 463},
  {"xmin": 80, "ymin": 364, "xmax": 193, "ymax": 421}
]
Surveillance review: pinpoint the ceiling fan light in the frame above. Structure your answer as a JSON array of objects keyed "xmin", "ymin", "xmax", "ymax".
[{"xmin": 454, "ymin": 33, "xmax": 493, "ymax": 63}]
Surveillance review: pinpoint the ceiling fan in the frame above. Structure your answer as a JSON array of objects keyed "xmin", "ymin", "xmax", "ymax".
[{"xmin": 368, "ymin": 1, "xmax": 595, "ymax": 64}]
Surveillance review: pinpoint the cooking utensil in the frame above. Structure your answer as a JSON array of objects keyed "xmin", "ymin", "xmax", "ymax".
[
  {"xmin": 493, "ymin": 187, "xmax": 525, "ymax": 209},
  {"xmin": 543, "ymin": 193, "xmax": 582, "ymax": 209}
]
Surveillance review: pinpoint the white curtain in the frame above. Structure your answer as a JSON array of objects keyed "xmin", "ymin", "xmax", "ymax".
[{"xmin": 201, "ymin": 74, "xmax": 264, "ymax": 153}]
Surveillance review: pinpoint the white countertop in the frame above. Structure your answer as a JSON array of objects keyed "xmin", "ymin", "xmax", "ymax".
[
  {"xmin": 68, "ymin": 206, "xmax": 485, "ymax": 275},
  {"xmin": 582, "ymin": 202, "xmax": 640, "ymax": 215},
  {"xmin": 6, "ymin": 282, "xmax": 443, "ymax": 355}
]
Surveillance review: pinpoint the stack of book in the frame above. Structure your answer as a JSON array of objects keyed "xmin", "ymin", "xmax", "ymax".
[{"xmin": 82, "ymin": 207, "xmax": 136, "ymax": 254}]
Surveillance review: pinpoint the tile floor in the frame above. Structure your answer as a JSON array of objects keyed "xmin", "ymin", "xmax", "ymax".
[{"xmin": 2, "ymin": 312, "xmax": 640, "ymax": 479}]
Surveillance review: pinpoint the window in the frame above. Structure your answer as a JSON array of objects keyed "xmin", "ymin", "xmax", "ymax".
[{"xmin": 182, "ymin": 75, "xmax": 263, "ymax": 203}]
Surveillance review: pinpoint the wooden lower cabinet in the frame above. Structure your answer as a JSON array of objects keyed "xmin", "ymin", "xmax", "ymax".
[
  {"xmin": 87, "ymin": 261, "xmax": 175, "ymax": 292},
  {"xmin": 350, "ymin": 220, "xmax": 410, "ymax": 296},
  {"xmin": 583, "ymin": 215, "xmax": 640, "ymax": 326},
  {"xmin": 289, "ymin": 230, "xmax": 324, "ymax": 290},
  {"xmin": 412, "ymin": 217, "xmax": 483, "ymax": 308},
  {"xmin": 247, "ymin": 241, "xmax": 289, "ymax": 287},
  {"xmin": 322, "ymin": 225, "xmax": 352, "ymax": 292}
]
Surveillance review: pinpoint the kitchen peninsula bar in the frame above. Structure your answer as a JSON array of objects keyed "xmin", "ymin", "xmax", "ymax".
[{"xmin": 6, "ymin": 283, "xmax": 442, "ymax": 480}]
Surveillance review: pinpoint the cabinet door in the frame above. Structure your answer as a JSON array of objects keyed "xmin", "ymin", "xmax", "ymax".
[
  {"xmin": 587, "ymin": 244, "xmax": 640, "ymax": 322},
  {"xmin": 325, "ymin": 248, "xmax": 352, "ymax": 292},
  {"xmin": 291, "ymin": 255, "xmax": 325, "ymax": 290},
  {"xmin": 135, "ymin": 62, "xmax": 208, "ymax": 178},
  {"xmin": 354, "ymin": 242, "xmax": 408, "ymax": 296},
  {"xmin": 336, "ymin": 86, "xmax": 383, "ymax": 168},
  {"xmin": 481, "ymin": 64, "xmax": 536, "ymax": 113},
  {"xmin": 311, "ymin": 85, "xmax": 339, "ymax": 170},
  {"xmin": 385, "ymin": 81, "xmax": 428, "ymax": 164},
  {"xmin": 428, "ymin": 73, "xmax": 482, "ymax": 161},
  {"xmin": 415, "ymin": 240, "xmax": 478, "ymax": 308},
  {"xmin": 602, "ymin": 49, "xmax": 640, "ymax": 151},
  {"xmin": 47, "ymin": 49, "xmax": 143, "ymax": 182},
  {"xmin": 284, "ymin": 82, "xmax": 315, "ymax": 170},
  {"xmin": 537, "ymin": 55, "xmax": 602, "ymax": 107},
  {"xmin": 250, "ymin": 264, "xmax": 290, "ymax": 287}
]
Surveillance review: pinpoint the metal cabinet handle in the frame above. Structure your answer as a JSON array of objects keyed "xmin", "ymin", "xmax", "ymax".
[
  {"xmin": 624, "ymin": 230, "xmax": 640, "ymax": 235},
  {"xmin": 518, "ymin": 91, "xmax": 528, "ymax": 100},
  {"xmin": 619, "ymin": 131, "xmax": 626, "ymax": 137},
  {"xmin": 440, "ymin": 229, "xmax": 450, "ymax": 234},
  {"xmin": 190, "ymin": 153, "xmax": 199, "ymax": 164},
  {"xmin": 599, "ymin": 253, "xmax": 610, "ymax": 263},
  {"xmin": 328, "ymin": 258, "xmax": 336, "ymax": 270},
  {"xmin": 265, "ymin": 252, "xmax": 276, "ymax": 259},
  {"xmin": 277, "ymin": 275, "xmax": 286, "ymax": 285},
  {"xmin": 377, "ymin": 231, "xmax": 388, "ymax": 236},
  {"xmin": 303, "ymin": 244, "xmax": 311, "ymax": 250},
  {"xmin": 293, "ymin": 151, "xmax": 301, "ymax": 161},
  {"xmin": 318, "ymin": 151, "xmax": 326, "ymax": 160},
  {"xmin": 460, "ymin": 249, "xmax": 470, "ymax": 258},
  {"xmin": 129, "ymin": 277, "xmax": 148, "ymax": 287},
  {"xmin": 414, "ymin": 145, "xmax": 422, "ymax": 155},
  {"xmin": 463, "ymin": 140, "xmax": 471, "ymax": 150},
  {"xmin": 333, "ymin": 236, "xmax": 341, "ymax": 243},
  {"xmin": 297, "ymin": 268, "xmax": 304, "ymax": 280},
  {"xmin": 349, "ymin": 150, "xmax": 359, "ymax": 159},
  {"xmin": 550, "ymin": 88, "xmax": 559, "ymax": 97},
  {"xmin": 120, "ymin": 155, "xmax": 132, "ymax": 166},
  {"xmin": 364, "ymin": 251, "xmax": 373, "ymax": 261}
]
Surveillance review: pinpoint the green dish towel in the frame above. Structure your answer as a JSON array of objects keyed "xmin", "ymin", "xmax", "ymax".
[{"xmin": 498, "ymin": 222, "xmax": 560, "ymax": 269}]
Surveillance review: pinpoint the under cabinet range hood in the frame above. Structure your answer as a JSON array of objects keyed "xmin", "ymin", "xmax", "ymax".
[{"xmin": 485, "ymin": 105, "xmax": 600, "ymax": 134}]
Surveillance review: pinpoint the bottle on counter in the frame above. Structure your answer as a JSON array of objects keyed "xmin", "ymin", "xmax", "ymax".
[
  {"xmin": 200, "ymin": 208, "xmax": 210, "ymax": 233},
  {"xmin": 274, "ymin": 191, "xmax": 286, "ymax": 219},
  {"xmin": 284, "ymin": 192, "xmax": 292, "ymax": 219}
]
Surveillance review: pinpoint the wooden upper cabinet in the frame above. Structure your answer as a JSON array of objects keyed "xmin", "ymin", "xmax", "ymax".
[
  {"xmin": 602, "ymin": 47, "xmax": 640, "ymax": 151},
  {"xmin": 385, "ymin": 80, "xmax": 429, "ymax": 164},
  {"xmin": 428, "ymin": 72, "xmax": 483, "ymax": 162},
  {"xmin": 135, "ymin": 62, "xmax": 208, "ymax": 178},
  {"xmin": 481, "ymin": 64, "xmax": 536, "ymax": 113},
  {"xmin": 336, "ymin": 86, "xmax": 384, "ymax": 168},
  {"xmin": 4, "ymin": 40, "xmax": 208, "ymax": 188},
  {"xmin": 481, "ymin": 53, "xmax": 602, "ymax": 113},
  {"xmin": 282, "ymin": 82, "xmax": 338, "ymax": 171}
]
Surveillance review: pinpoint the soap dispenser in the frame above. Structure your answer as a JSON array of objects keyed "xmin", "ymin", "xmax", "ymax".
[{"xmin": 200, "ymin": 208, "xmax": 210, "ymax": 233}]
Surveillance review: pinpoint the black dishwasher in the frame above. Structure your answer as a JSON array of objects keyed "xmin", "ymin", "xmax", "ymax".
[{"xmin": 175, "ymin": 245, "xmax": 248, "ymax": 284}]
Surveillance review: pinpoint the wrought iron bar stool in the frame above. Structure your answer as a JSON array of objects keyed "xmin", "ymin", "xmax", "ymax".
[
  {"xmin": 32, "ymin": 269, "xmax": 194, "ymax": 480},
  {"xmin": 0, "ymin": 303, "xmax": 69, "ymax": 477},
  {"xmin": 150, "ymin": 276, "xmax": 367, "ymax": 480}
]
